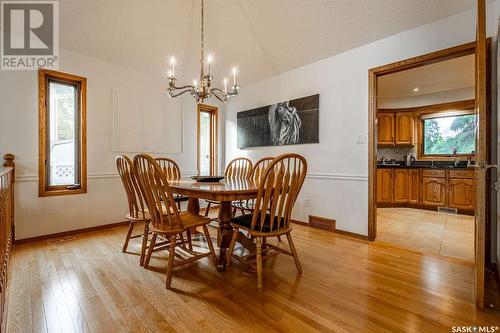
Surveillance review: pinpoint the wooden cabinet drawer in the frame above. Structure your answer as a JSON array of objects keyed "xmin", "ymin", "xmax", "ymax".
[
  {"xmin": 449, "ymin": 169, "xmax": 475, "ymax": 179},
  {"xmin": 422, "ymin": 169, "xmax": 445, "ymax": 178}
]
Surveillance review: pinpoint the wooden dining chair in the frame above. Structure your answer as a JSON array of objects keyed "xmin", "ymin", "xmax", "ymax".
[
  {"xmin": 226, "ymin": 153, "xmax": 307, "ymax": 291},
  {"xmin": 155, "ymin": 157, "xmax": 193, "ymax": 249},
  {"xmin": 155, "ymin": 157, "xmax": 189, "ymax": 210},
  {"xmin": 204, "ymin": 157, "xmax": 253, "ymax": 216},
  {"xmin": 116, "ymin": 155, "xmax": 150, "ymax": 266},
  {"xmin": 134, "ymin": 154, "xmax": 217, "ymax": 289},
  {"xmin": 232, "ymin": 157, "xmax": 274, "ymax": 216}
]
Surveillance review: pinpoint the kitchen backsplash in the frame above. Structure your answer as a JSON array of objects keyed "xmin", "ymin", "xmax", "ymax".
[{"xmin": 377, "ymin": 147, "xmax": 416, "ymax": 162}]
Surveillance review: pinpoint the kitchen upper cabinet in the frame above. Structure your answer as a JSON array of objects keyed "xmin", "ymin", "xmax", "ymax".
[
  {"xmin": 377, "ymin": 169, "xmax": 393, "ymax": 203},
  {"xmin": 422, "ymin": 177, "xmax": 446, "ymax": 206},
  {"xmin": 377, "ymin": 113, "xmax": 395, "ymax": 145},
  {"xmin": 393, "ymin": 169, "xmax": 409, "ymax": 203},
  {"xmin": 408, "ymin": 169, "xmax": 420, "ymax": 204},
  {"xmin": 395, "ymin": 113, "xmax": 413, "ymax": 145},
  {"xmin": 377, "ymin": 112, "xmax": 414, "ymax": 146}
]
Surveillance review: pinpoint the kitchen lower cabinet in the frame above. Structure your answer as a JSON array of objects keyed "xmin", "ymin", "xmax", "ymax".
[
  {"xmin": 377, "ymin": 169, "xmax": 393, "ymax": 203},
  {"xmin": 448, "ymin": 178, "xmax": 475, "ymax": 210},
  {"xmin": 408, "ymin": 169, "xmax": 420, "ymax": 204},
  {"xmin": 421, "ymin": 177, "xmax": 446, "ymax": 206},
  {"xmin": 377, "ymin": 167, "xmax": 474, "ymax": 212},
  {"xmin": 393, "ymin": 169, "xmax": 409, "ymax": 203}
]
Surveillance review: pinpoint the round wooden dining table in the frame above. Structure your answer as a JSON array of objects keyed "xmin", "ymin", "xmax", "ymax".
[{"xmin": 168, "ymin": 178, "xmax": 259, "ymax": 271}]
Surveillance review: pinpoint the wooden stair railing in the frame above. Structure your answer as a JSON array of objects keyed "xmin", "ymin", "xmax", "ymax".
[{"xmin": 0, "ymin": 153, "xmax": 15, "ymax": 332}]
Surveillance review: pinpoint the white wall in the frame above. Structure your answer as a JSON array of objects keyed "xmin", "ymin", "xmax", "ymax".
[
  {"xmin": 225, "ymin": 7, "xmax": 497, "ymax": 235},
  {"xmin": 0, "ymin": 48, "xmax": 224, "ymax": 240}
]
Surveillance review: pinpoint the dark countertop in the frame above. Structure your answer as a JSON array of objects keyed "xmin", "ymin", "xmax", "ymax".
[
  {"xmin": 377, "ymin": 164, "xmax": 472, "ymax": 170},
  {"xmin": 377, "ymin": 160, "xmax": 475, "ymax": 170}
]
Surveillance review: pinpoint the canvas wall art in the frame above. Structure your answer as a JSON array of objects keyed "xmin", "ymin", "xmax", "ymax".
[{"xmin": 237, "ymin": 94, "xmax": 319, "ymax": 148}]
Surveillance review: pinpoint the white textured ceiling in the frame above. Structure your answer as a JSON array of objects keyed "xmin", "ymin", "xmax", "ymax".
[
  {"xmin": 378, "ymin": 54, "xmax": 474, "ymax": 97},
  {"xmin": 59, "ymin": 0, "xmax": 475, "ymax": 85}
]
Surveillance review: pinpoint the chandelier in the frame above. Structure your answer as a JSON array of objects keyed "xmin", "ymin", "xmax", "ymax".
[{"xmin": 167, "ymin": 0, "xmax": 239, "ymax": 103}]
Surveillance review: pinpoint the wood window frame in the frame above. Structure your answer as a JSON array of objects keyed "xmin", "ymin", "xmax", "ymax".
[
  {"xmin": 197, "ymin": 104, "xmax": 218, "ymax": 176},
  {"xmin": 418, "ymin": 107, "xmax": 476, "ymax": 160},
  {"xmin": 38, "ymin": 69, "xmax": 87, "ymax": 197}
]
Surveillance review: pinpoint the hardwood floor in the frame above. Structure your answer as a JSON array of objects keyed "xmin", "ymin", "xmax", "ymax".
[
  {"xmin": 377, "ymin": 208, "xmax": 475, "ymax": 262},
  {"xmin": 6, "ymin": 223, "xmax": 499, "ymax": 332}
]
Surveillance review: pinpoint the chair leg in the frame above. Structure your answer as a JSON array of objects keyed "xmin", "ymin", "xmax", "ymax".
[
  {"xmin": 202, "ymin": 225, "xmax": 218, "ymax": 266},
  {"xmin": 177, "ymin": 201, "xmax": 181, "ymax": 211},
  {"xmin": 277, "ymin": 235, "xmax": 282, "ymax": 242},
  {"xmin": 226, "ymin": 227, "xmax": 239, "ymax": 266},
  {"xmin": 165, "ymin": 235, "xmax": 177, "ymax": 289},
  {"xmin": 122, "ymin": 222, "xmax": 134, "ymax": 253},
  {"xmin": 144, "ymin": 233, "xmax": 157, "ymax": 269},
  {"xmin": 256, "ymin": 237, "xmax": 263, "ymax": 291},
  {"xmin": 204, "ymin": 202, "xmax": 211, "ymax": 217},
  {"xmin": 286, "ymin": 232, "xmax": 302, "ymax": 274},
  {"xmin": 240, "ymin": 209, "xmax": 245, "ymax": 215},
  {"xmin": 232, "ymin": 207, "xmax": 237, "ymax": 217},
  {"xmin": 139, "ymin": 221, "xmax": 149, "ymax": 266},
  {"xmin": 187, "ymin": 229, "xmax": 193, "ymax": 251}
]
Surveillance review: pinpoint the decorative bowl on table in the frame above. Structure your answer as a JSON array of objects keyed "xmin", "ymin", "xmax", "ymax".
[{"xmin": 191, "ymin": 175, "xmax": 225, "ymax": 183}]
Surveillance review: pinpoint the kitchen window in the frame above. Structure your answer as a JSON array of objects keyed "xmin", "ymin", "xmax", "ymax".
[
  {"xmin": 421, "ymin": 112, "xmax": 476, "ymax": 156},
  {"xmin": 39, "ymin": 70, "xmax": 87, "ymax": 197}
]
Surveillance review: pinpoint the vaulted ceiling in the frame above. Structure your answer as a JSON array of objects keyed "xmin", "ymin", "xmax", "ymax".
[{"xmin": 59, "ymin": 0, "xmax": 475, "ymax": 85}]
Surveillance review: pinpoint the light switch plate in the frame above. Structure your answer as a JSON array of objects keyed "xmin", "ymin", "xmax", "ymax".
[{"xmin": 355, "ymin": 134, "xmax": 366, "ymax": 144}]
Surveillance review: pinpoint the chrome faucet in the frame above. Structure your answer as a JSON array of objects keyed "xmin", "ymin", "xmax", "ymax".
[{"xmin": 452, "ymin": 147, "xmax": 460, "ymax": 167}]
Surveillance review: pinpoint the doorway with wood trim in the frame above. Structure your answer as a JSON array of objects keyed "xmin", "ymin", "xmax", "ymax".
[
  {"xmin": 197, "ymin": 104, "xmax": 218, "ymax": 176},
  {"xmin": 368, "ymin": 35, "xmax": 493, "ymax": 308}
]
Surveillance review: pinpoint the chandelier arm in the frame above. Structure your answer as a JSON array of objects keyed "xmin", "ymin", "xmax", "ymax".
[
  {"xmin": 169, "ymin": 83, "xmax": 196, "ymax": 90},
  {"xmin": 168, "ymin": 88, "xmax": 196, "ymax": 98},
  {"xmin": 210, "ymin": 88, "xmax": 227, "ymax": 102},
  {"xmin": 212, "ymin": 93, "xmax": 226, "ymax": 103}
]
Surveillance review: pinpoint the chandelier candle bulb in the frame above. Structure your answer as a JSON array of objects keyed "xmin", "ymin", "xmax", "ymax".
[
  {"xmin": 170, "ymin": 56, "xmax": 175, "ymax": 76},
  {"xmin": 207, "ymin": 54, "xmax": 213, "ymax": 75},
  {"xmin": 232, "ymin": 68, "xmax": 237, "ymax": 86},
  {"xmin": 224, "ymin": 78, "xmax": 228, "ymax": 93}
]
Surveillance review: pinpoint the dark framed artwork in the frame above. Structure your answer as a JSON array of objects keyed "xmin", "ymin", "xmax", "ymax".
[{"xmin": 237, "ymin": 94, "xmax": 319, "ymax": 148}]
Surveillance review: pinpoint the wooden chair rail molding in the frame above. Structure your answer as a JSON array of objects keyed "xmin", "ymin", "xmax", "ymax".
[{"xmin": 0, "ymin": 153, "xmax": 15, "ymax": 332}]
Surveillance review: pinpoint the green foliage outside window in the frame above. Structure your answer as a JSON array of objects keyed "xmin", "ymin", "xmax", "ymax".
[{"xmin": 423, "ymin": 114, "xmax": 476, "ymax": 155}]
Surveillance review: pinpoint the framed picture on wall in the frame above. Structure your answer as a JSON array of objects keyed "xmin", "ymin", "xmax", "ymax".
[{"xmin": 237, "ymin": 94, "xmax": 319, "ymax": 148}]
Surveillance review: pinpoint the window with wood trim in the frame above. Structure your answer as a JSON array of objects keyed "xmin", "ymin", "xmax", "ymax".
[
  {"xmin": 197, "ymin": 104, "xmax": 218, "ymax": 176},
  {"xmin": 420, "ymin": 110, "xmax": 476, "ymax": 157},
  {"xmin": 39, "ymin": 70, "xmax": 87, "ymax": 197}
]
